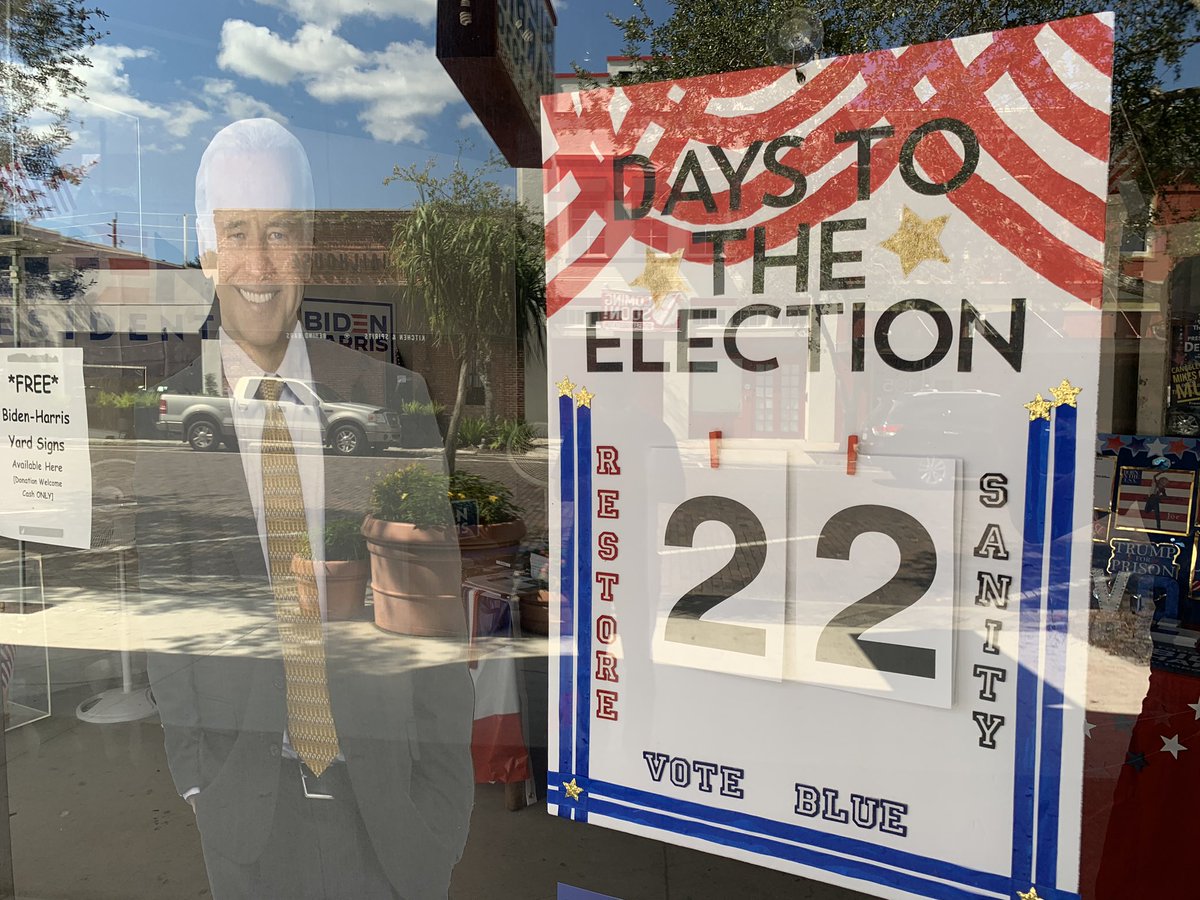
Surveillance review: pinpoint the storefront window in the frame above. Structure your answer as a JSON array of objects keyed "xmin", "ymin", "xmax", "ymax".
[{"xmin": 1, "ymin": 2, "xmax": 1198, "ymax": 898}]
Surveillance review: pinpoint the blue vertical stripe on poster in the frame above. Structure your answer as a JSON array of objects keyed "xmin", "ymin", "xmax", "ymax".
[{"xmin": 558, "ymin": 885, "xmax": 621, "ymax": 900}]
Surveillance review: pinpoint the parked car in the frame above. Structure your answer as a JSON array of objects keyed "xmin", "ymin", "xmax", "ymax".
[{"xmin": 156, "ymin": 376, "xmax": 401, "ymax": 456}]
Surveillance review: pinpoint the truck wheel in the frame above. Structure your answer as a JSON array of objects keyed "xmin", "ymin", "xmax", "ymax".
[
  {"xmin": 186, "ymin": 418, "xmax": 220, "ymax": 451},
  {"xmin": 331, "ymin": 423, "xmax": 366, "ymax": 457}
]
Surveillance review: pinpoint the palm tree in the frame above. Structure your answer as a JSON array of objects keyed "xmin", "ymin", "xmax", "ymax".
[{"xmin": 387, "ymin": 150, "xmax": 544, "ymax": 473}]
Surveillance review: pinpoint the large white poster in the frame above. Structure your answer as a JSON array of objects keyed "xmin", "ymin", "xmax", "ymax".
[
  {"xmin": 544, "ymin": 14, "xmax": 1112, "ymax": 900},
  {"xmin": 0, "ymin": 347, "xmax": 92, "ymax": 548}
]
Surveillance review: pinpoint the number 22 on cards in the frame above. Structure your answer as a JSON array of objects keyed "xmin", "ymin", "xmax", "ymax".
[{"xmin": 650, "ymin": 449, "xmax": 958, "ymax": 708}]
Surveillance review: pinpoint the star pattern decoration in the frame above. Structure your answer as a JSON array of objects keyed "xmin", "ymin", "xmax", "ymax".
[
  {"xmin": 1161, "ymin": 734, "xmax": 1187, "ymax": 760},
  {"xmin": 563, "ymin": 778, "xmax": 583, "ymax": 801},
  {"xmin": 1125, "ymin": 751, "xmax": 1148, "ymax": 772},
  {"xmin": 1188, "ymin": 697, "xmax": 1200, "ymax": 720},
  {"xmin": 1145, "ymin": 437, "xmax": 1169, "ymax": 457},
  {"xmin": 880, "ymin": 206, "xmax": 951, "ymax": 277},
  {"xmin": 630, "ymin": 247, "xmax": 689, "ymax": 308},
  {"xmin": 555, "ymin": 376, "xmax": 576, "ymax": 397},
  {"xmin": 1024, "ymin": 394, "xmax": 1053, "ymax": 421},
  {"xmin": 1084, "ymin": 720, "xmax": 1095, "ymax": 739},
  {"xmin": 1017, "ymin": 889, "xmax": 1042, "ymax": 900},
  {"xmin": 574, "ymin": 387, "xmax": 594, "ymax": 409},
  {"xmin": 1048, "ymin": 379, "xmax": 1082, "ymax": 408}
]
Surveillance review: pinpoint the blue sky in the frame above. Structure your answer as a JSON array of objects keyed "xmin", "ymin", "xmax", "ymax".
[{"xmin": 38, "ymin": 1, "xmax": 1197, "ymax": 262}]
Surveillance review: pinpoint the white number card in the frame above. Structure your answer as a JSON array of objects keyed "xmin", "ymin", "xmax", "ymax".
[{"xmin": 651, "ymin": 448, "xmax": 788, "ymax": 681}]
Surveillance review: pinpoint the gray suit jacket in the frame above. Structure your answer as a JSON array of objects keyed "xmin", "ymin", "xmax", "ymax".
[{"xmin": 137, "ymin": 337, "xmax": 474, "ymax": 898}]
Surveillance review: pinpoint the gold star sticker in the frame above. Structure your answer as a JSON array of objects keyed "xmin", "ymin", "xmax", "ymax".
[
  {"xmin": 630, "ymin": 247, "xmax": 689, "ymax": 308},
  {"xmin": 556, "ymin": 376, "xmax": 576, "ymax": 397},
  {"xmin": 1024, "ymin": 394, "xmax": 1053, "ymax": 421},
  {"xmin": 563, "ymin": 778, "xmax": 583, "ymax": 801},
  {"xmin": 880, "ymin": 206, "xmax": 951, "ymax": 277},
  {"xmin": 1049, "ymin": 379, "xmax": 1082, "ymax": 408},
  {"xmin": 1017, "ymin": 888, "xmax": 1041, "ymax": 900},
  {"xmin": 574, "ymin": 386, "xmax": 594, "ymax": 409}
]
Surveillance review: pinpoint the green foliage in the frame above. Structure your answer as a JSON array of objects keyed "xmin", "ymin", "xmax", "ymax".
[
  {"xmin": 400, "ymin": 399, "xmax": 445, "ymax": 416},
  {"xmin": 203, "ymin": 373, "xmax": 220, "ymax": 397},
  {"xmin": 455, "ymin": 415, "xmax": 493, "ymax": 448},
  {"xmin": 367, "ymin": 465, "xmax": 451, "ymax": 528},
  {"xmin": 384, "ymin": 143, "xmax": 546, "ymax": 471},
  {"xmin": 369, "ymin": 464, "xmax": 454, "ymax": 528},
  {"xmin": 448, "ymin": 470, "xmax": 523, "ymax": 525},
  {"xmin": 369, "ymin": 464, "xmax": 523, "ymax": 527},
  {"xmin": 598, "ymin": 0, "xmax": 1200, "ymax": 203},
  {"xmin": 1, "ymin": 1, "xmax": 107, "ymax": 218},
  {"xmin": 454, "ymin": 416, "xmax": 537, "ymax": 453},
  {"xmin": 296, "ymin": 518, "xmax": 369, "ymax": 560},
  {"xmin": 323, "ymin": 518, "xmax": 368, "ymax": 561},
  {"xmin": 492, "ymin": 418, "xmax": 536, "ymax": 454},
  {"xmin": 94, "ymin": 390, "xmax": 157, "ymax": 409}
]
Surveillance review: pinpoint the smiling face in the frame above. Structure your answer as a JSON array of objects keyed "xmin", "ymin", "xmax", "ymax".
[{"xmin": 201, "ymin": 151, "xmax": 313, "ymax": 373}]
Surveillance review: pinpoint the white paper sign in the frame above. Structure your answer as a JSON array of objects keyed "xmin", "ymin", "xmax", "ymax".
[
  {"xmin": 0, "ymin": 348, "xmax": 92, "ymax": 548},
  {"xmin": 544, "ymin": 15, "xmax": 1112, "ymax": 900}
]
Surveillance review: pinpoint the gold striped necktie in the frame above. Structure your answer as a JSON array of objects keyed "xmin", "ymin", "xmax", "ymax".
[{"xmin": 259, "ymin": 377, "xmax": 340, "ymax": 776}]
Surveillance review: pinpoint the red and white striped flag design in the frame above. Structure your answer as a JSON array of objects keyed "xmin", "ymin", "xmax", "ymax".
[
  {"xmin": 542, "ymin": 14, "xmax": 1112, "ymax": 318},
  {"xmin": 0, "ymin": 161, "xmax": 78, "ymax": 219},
  {"xmin": 1113, "ymin": 469, "xmax": 1193, "ymax": 533}
]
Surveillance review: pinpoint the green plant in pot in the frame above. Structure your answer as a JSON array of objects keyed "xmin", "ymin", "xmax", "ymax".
[
  {"xmin": 362, "ymin": 464, "xmax": 525, "ymax": 635},
  {"xmin": 292, "ymin": 518, "xmax": 370, "ymax": 621}
]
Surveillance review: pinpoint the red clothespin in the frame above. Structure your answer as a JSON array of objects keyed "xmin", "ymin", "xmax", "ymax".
[
  {"xmin": 846, "ymin": 434, "xmax": 859, "ymax": 476},
  {"xmin": 709, "ymin": 430, "xmax": 722, "ymax": 469}
]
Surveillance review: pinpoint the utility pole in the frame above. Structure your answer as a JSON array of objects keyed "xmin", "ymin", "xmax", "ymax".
[
  {"xmin": 182, "ymin": 213, "xmax": 188, "ymax": 265},
  {"xmin": 110, "ymin": 214, "xmax": 117, "ymax": 249}
]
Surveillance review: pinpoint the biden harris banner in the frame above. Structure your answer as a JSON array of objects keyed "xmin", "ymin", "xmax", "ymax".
[{"xmin": 543, "ymin": 14, "xmax": 1113, "ymax": 900}]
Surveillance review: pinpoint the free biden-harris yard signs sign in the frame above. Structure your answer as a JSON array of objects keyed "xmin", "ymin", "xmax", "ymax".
[{"xmin": 544, "ymin": 15, "xmax": 1112, "ymax": 900}]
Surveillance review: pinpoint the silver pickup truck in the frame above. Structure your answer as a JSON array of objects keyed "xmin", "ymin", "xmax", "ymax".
[{"xmin": 156, "ymin": 376, "xmax": 402, "ymax": 456}]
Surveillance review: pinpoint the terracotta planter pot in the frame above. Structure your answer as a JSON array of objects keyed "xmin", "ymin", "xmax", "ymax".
[
  {"xmin": 291, "ymin": 556, "xmax": 370, "ymax": 621},
  {"xmin": 459, "ymin": 520, "xmax": 527, "ymax": 579},
  {"xmin": 518, "ymin": 589, "xmax": 551, "ymax": 635},
  {"xmin": 361, "ymin": 516, "xmax": 468, "ymax": 636}
]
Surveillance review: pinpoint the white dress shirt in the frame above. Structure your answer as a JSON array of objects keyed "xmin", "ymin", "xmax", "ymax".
[{"xmin": 219, "ymin": 324, "xmax": 329, "ymax": 619}]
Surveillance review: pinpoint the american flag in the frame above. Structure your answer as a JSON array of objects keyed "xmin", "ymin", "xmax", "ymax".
[
  {"xmin": 542, "ymin": 13, "xmax": 1112, "ymax": 317},
  {"xmin": 0, "ymin": 160, "xmax": 79, "ymax": 219},
  {"xmin": 1114, "ymin": 468, "xmax": 1194, "ymax": 533}
]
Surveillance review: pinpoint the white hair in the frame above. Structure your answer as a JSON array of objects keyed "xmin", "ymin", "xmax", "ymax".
[{"xmin": 194, "ymin": 118, "xmax": 315, "ymax": 259}]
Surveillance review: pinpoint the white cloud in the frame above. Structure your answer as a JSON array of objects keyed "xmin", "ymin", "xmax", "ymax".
[
  {"xmin": 200, "ymin": 79, "xmax": 289, "ymax": 125},
  {"xmin": 458, "ymin": 111, "xmax": 486, "ymax": 134},
  {"xmin": 74, "ymin": 45, "xmax": 208, "ymax": 137},
  {"xmin": 66, "ymin": 44, "xmax": 285, "ymax": 146},
  {"xmin": 219, "ymin": 22, "xmax": 461, "ymax": 143},
  {"xmin": 217, "ymin": 21, "xmax": 365, "ymax": 86},
  {"xmin": 260, "ymin": 0, "xmax": 437, "ymax": 28}
]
